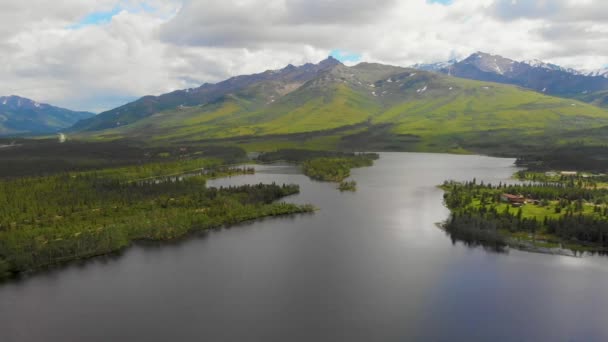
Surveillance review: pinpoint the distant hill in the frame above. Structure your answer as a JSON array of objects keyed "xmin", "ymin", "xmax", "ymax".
[
  {"xmin": 439, "ymin": 52, "xmax": 608, "ymax": 97},
  {"xmin": 0, "ymin": 96, "xmax": 94, "ymax": 136},
  {"xmin": 70, "ymin": 57, "xmax": 608, "ymax": 154},
  {"xmin": 70, "ymin": 57, "xmax": 342, "ymax": 132}
]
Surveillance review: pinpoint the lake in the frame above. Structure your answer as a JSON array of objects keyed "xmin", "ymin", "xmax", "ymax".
[{"xmin": 2, "ymin": 152, "xmax": 607, "ymax": 341}]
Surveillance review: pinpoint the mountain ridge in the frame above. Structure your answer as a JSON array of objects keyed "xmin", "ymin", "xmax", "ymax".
[
  {"xmin": 70, "ymin": 56, "xmax": 344, "ymax": 132},
  {"xmin": 0, "ymin": 95, "xmax": 94, "ymax": 136},
  {"xmin": 70, "ymin": 57, "xmax": 608, "ymax": 155},
  {"xmin": 425, "ymin": 52, "xmax": 608, "ymax": 99}
]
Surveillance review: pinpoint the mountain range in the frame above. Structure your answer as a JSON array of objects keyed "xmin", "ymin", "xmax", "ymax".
[
  {"xmin": 585, "ymin": 68, "xmax": 608, "ymax": 78},
  {"xmin": 63, "ymin": 56, "xmax": 608, "ymax": 154},
  {"xmin": 412, "ymin": 52, "xmax": 608, "ymax": 80},
  {"xmin": 0, "ymin": 96, "xmax": 94, "ymax": 136},
  {"xmin": 410, "ymin": 52, "xmax": 608, "ymax": 105},
  {"xmin": 4, "ymin": 52, "xmax": 608, "ymax": 154}
]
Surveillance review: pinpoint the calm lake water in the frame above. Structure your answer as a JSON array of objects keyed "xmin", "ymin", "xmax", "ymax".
[{"xmin": 2, "ymin": 152, "xmax": 608, "ymax": 341}]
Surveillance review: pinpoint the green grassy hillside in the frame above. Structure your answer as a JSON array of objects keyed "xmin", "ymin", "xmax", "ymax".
[
  {"xmin": 372, "ymin": 77, "xmax": 608, "ymax": 151},
  {"xmin": 78, "ymin": 75, "xmax": 381, "ymax": 142},
  {"xmin": 74, "ymin": 62, "xmax": 608, "ymax": 154},
  {"xmin": 576, "ymin": 90, "xmax": 608, "ymax": 109}
]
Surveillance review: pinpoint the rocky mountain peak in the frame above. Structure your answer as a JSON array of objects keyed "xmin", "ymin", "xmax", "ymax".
[
  {"xmin": 459, "ymin": 52, "xmax": 516, "ymax": 75},
  {"xmin": 439, "ymin": 51, "xmax": 608, "ymax": 96},
  {"xmin": 318, "ymin": 56, "xmax": 343, "ymax": 68},
  {"xmin": 282, "ymin": 64, "xmax": 297, "ymax": 72}
]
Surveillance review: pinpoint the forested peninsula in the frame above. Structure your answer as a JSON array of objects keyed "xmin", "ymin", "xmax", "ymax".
[
  {"xmin": 441, "ymin": 179, "xmax": 608, "ymax": 254},
  {"xmin": 0, "ymin": 159, "xmax": 314, "ymax": 281}
]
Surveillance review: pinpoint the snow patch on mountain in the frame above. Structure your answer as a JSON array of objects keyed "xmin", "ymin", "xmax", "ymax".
[
  {"xmin": 410, "ymin": 60, "xmax": 457, "ymax": 72},
  {"xmin": 522, "ymin": 59, "xmax": 581, "ymax": 75},
  {"xmin": 585, "ymin": 68, "xmax": 608, "ymax": 78}
]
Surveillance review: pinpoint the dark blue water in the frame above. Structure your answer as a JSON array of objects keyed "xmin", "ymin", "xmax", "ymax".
[{"xmin": 1, "ymin": 153, "xmax": 607, "ymax": 341}]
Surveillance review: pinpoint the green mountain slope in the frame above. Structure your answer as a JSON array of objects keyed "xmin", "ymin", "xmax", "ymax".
[
  {"xmin": 371, "ymin": 75, "xmax": 608, "ymax": 151},
  {"xmin": 74, "ymin": 60, "xmax": 608, "ymax": 153},
  {"xmin": 576, "ymin": 90, "xmax": 608, "ymax": 109},
  {"xmin": 70, "ymin": 57, "xmax": 342, "ymax": 132}
]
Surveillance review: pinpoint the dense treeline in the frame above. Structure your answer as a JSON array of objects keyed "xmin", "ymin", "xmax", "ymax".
[
  {"xmin": 257, "ymin": 149, "xmax": 379, "ymax": 164},
  {"xmin": 0, "ymin": 138, "xmax": 247, "ymax": 178},
  {"xmin": 516, "ymin": 170, "xmax": 608, "ymax": 190},
  {"xmin": 444, "ymin": 180, "xmax": 608, "ymax": 206},
  {"xmin": 515, "ymin": 144, "xmax": 608, "ymax": 172},
  {"xmin": 84, "ymin": 159, "xmax": 254, "ymax": 182},
  {"xmin": 444, "ymin": 212, "xmax": 508, "ymax": 252},
  {"xmin": 442, "ymin": 180, "xmax": 608, "ymax": 252},
  {"xmin": 0, "ymin": 162, "xmax": 313, "ymax": 281}
]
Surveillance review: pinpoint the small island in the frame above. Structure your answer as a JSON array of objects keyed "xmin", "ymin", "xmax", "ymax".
[
  {"xmin": 257, "ymin": 149, "xmax": 379, "ymax": 191},
  {"xmin": 338, "ymin": 181, "xmax": 357, "ymax": 192},
  {"xmin": 441, "ymin": 179, "xmax": 608, "ymax": 254},
  {"xmin": 301, "ymin": 155, "xmax": 376, "ymax": 182}
]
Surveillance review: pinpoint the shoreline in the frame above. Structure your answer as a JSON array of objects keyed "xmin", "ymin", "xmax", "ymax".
[
  {"xmin": 435, "ymin": 221, "xmax": 584, "ymax": 257},
  {"xmin": 1, "ymin": 205, "xmax": 316, "ymax": 284}
]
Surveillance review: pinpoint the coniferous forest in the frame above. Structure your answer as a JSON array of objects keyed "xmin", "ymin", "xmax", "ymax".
[
  {"xmin": 0, "ymin": 160, "xmax": 314, "ymax": 281},
  {"xmin": 301, "ymin": 155, "xmax": 377, "ymax": 182}
]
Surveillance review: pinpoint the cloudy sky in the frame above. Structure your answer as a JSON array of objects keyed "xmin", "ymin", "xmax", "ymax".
[{"xmin": 1, "ymin": 0, "xmax": 607, "ymax": 112}]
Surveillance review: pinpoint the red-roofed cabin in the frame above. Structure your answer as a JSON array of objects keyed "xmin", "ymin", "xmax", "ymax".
[{"xmin": 501, "ymin": 194, "xmax": 525, "ymax": 204}]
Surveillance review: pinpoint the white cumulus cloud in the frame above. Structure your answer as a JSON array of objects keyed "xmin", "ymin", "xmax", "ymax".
[{"xmin": 0, "ymin": 0, "xmax": 607, "ymax": 112}]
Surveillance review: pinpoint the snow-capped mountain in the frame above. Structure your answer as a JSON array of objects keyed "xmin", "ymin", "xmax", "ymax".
[
  {"xmin": 440, "ymin": 52, "xmax": 608, "ymax": 96},
  {"xmin": 585, "ymin": 68, "xmax": 608, "ymax": 78},
  {"xmin": 521, "ymin": 59, "xmax": 582, "ymax": 75}
]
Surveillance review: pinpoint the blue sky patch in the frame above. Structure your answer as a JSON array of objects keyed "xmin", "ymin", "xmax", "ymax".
[
  {"xmin": 68, "ymin": 7, "xmax": 122, "ymax": 29},
  {"xmin": 330, "ymin": 49, "xmax": 362, "ymax": 63},
  {"xmin": 427, "ymin": 0, "xmax": 454, "ymax": 5},
  {"xmin": 68, "ymin": 2, "xmax": 157, "ymax": 30}
]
